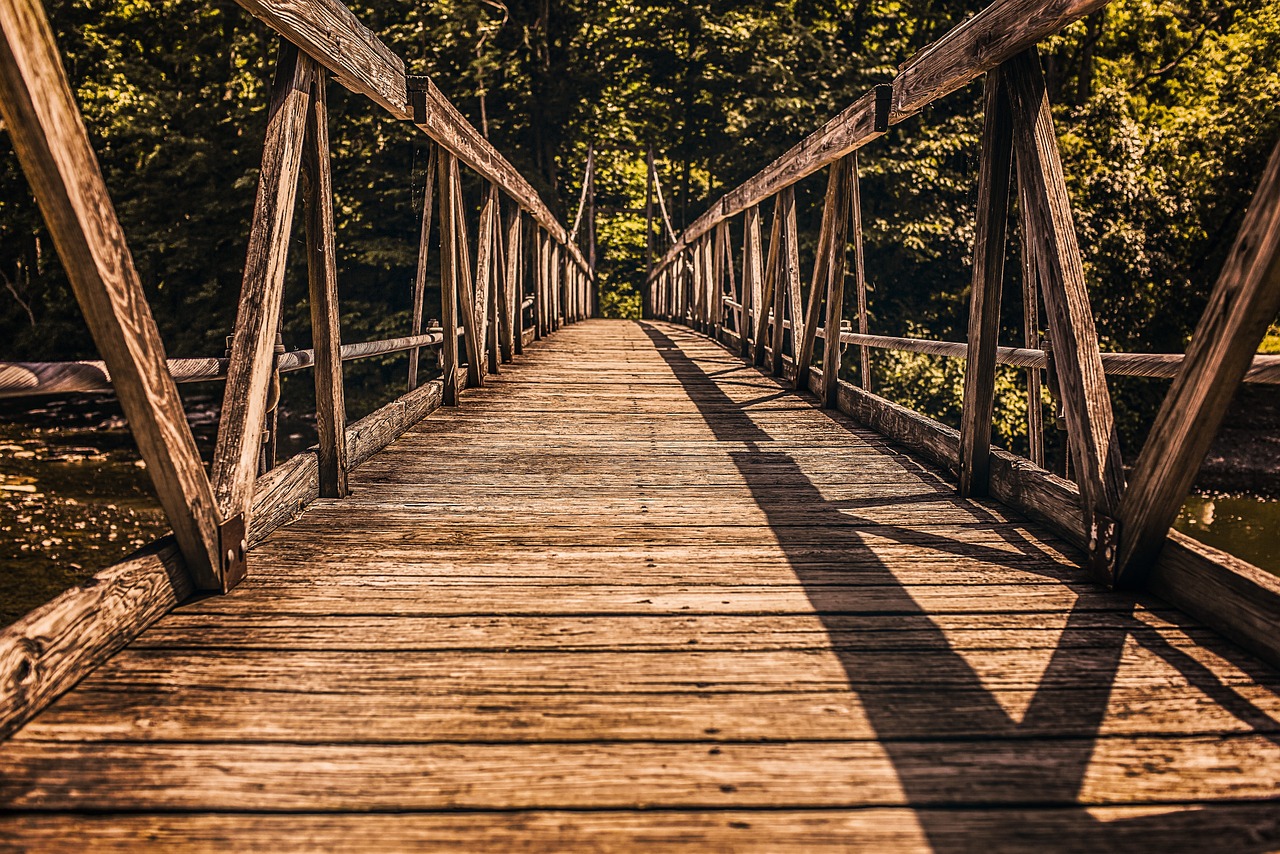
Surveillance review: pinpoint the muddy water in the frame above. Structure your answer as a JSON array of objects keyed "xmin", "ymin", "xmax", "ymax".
[
  {"xmin": 1175, "ymin": 494, "xmax": 1280, "ymax": 575},
  {"xmin": 0, "ymin": 395, "xmax": 316, "ymax": 627}
]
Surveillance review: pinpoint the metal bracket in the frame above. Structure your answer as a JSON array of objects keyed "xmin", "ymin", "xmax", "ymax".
[
  {"xmin": 218, "ymin": 512, "xmax": 247, "ymax": 592},
  {"xmin": 1087, "ymin": 512, "xmax": 1119, "ymax": 584},
  {"xmin": 874, "ymin": 84, "xmax": 894, "ymax": 133},
  {"xmin": 406, "ymin": 75, "xmax": 430, "ymax": 124}
]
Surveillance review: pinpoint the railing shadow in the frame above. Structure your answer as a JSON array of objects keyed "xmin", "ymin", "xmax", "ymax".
[{"xmin": 640, "ymin": 321, "xmax": 1280, "ymax": 850}]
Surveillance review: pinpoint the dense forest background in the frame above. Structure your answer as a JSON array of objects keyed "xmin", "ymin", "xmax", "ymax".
[{"xmin": 2, "ymin": 0, "xmax": 1279, "ymax": 458}]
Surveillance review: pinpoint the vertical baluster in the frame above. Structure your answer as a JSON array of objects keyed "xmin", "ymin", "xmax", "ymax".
[{"xmin": 301, "ymin": 69, "xmax": 348, "ymax": 499}]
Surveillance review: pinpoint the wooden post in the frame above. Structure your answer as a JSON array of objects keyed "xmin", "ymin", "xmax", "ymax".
[
  {"xmin": 512, "ymin": 215, "xmax": 526, "ymax": 355},
  {"xmin": 644, "ymin": 149, "xmax": 655, "ymax": 317},
  {"xmin": 771, "ymin": 186, "xmax": 799, "ymax": 376},
  {"xmin": 212, "ymin": 43, "xmax": 318, "ymax": 550},
  {"xmin": 1115, "ymin": 136, "xmax": 1280, "ymax": 585},
  {"xmin": 449, "ymin": 159, "xmax": 484, "ymax": 388},
  {"xmin": 796, "ymin": 164, "xmax": 844, "ymax": 391},
  {"xmin": 852, "ymin": 153, "xmax": 871, "ymax": 392},
  {"xmin": 1006, "ymin": 48, "xmax": 1123, "ymax": 575},
  {"xmin": 722, "ymin": 222, "xmax": 740, "ymax": 335},
  {"xmin": 753, "ymin": 198, "xmax": 784, "ymax": 368},
  {"xmin": 532, "ymin": 229, "xmax": 544, "ymax": 339},
  {"xmin": 0, "ymin": 0, "xmax": 224, "ymax": 588},
  {"xmin": 1020, "ymin": 170, "xmax": 1045, "ymax": 467},
  {"xmin": 301, "ymin": 69, "xmax": 348, "ymax": 499},
  {"xmin": 437, "ymin": 150, "xmax": 461, "ymax": 405},
  {"xmin": 742, "ymin": 205, "xmax": 763, "ymax": 358},
  {"xmin": 407, "ymin": 143, "xmax": 437, "ymax": 391},
  {"xmin": 959, "ymin": 66, "xmax": 1015, "ymax": 498},
  {"xmin": 475, "ymin": 183, "xmax": 499, "ymax": 375},
  {"xmin": 500, "ymin": 207, "xmax": 519, "ymax": 361},
  {"xmin": 822, "ymin": 157, "xmax": 855, "ymax": 408}
]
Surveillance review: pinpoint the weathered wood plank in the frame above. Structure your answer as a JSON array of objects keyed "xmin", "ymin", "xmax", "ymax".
[
  {"xmin": 406, "ymin": 143, "xmax": 437, "ymax": 390},
  {"xmin": 437, "ymin": 151, "xmax": 461, "ymax": 405},
  {"xmin": 2, "ymin": 735, "xmax": 1276, "ymax": 810},
  {"xmin": 958, "ymin": 66, "xmax": 1014, "ymax": 498},
  {"xmin": 4, "ymin": 805, "xmax": 1280, "ymax": 853},
  {"xmin": 451, "ymin": 157, "xmax": 484, "ymax": 388},
  {"xmin": 212, "ymin": 44, "xmax": 318, "ymax": 540},
  {"xmin": 0, "ymin": 0, "xmax": 222, "ymax": 588},
  {"xmin": 795, "ymin": 164, "xmax": 842, "ymax": 391},
  {"xmin": 301, "ymin": 70, "xmax": 348, "ymax": 499}
]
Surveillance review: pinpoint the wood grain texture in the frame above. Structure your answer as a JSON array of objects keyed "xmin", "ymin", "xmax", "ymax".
[
  {"xmin": 3, "ymin": 806, "xmax": 1279, "ymax": 853},
  {"xmin": 301, "ymin": 71, "xmax": 348, "ymax": 499},
  {"xmin": 1116, "ymin": 136, "xmax": 1280, "ymax": 582},
  {"xmin": 212, "ymin": 44, "xmax": 318, "ymax": 531},
  {"xmin": 958, "ymin": 67, "xmax": 1014, "ymax": 498},
  {"xmin": 4, "ymin": 321, "xmax": 1279, "ymax": 851},
  {"xmin": 821, "ymin": 369, "xmax": 1280, "ymax": 671},
  {"xmin": 406, "ymin": 143, "xmax": 437, "ymax": 390},
  {"xmin": 437, "ymin": 151, "xmax": 461, "ymax": 405},
  {"xmin": 227, "ymin": 0, "xmax": 588, "ymax": 271},
  {"xmin": 450, "ymin": 158, "xmax": 484, "ymax": 388},
  {"xmin": 651, "ymin": 0, "xmax": 1109, "ymax": 275},
  {"xmin": 1006, "ymin": 48, "xmax": 1123, "ymax": 549},
  {"xmin": 820, "ymin": 157, "xmax": 853, "ymax": 406},
  {"xmin": 795, "ymin": 164, "xmax": 842, "ymax": 391},
  {"xmin": 0, "ymin": 0, "xmax": 221, "ymax": 588}
]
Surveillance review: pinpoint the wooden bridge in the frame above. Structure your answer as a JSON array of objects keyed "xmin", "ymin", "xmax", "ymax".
[{"xmin": 1, "ymin": 0, "xmax": 1279, "ymax": 849}]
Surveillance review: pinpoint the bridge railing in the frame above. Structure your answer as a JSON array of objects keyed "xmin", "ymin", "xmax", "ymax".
[
  {"xmin": 649, "ymin": 0, "xmax": 1280, "ymax": 669},
  {"xmin": 0, "ymin": 0, "xmax": 590, "ymax": 735}
]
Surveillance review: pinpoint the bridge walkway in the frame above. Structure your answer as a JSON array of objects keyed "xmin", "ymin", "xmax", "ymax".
[{"xmin": 2, "ymin": 320, "xmax": 1278, "ymax": 849}]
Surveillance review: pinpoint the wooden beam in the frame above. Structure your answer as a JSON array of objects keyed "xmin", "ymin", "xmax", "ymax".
[
  {"xmin": 821, "ymin": 156, "xmax": 854, "ymax": 407},
  {"xmin": 301, "ymin": 70, "xmax": 348, "ymax": 500},
  {"xmin": 958, "ymin": 67, "xmax": 1015, "ymax": 498},
  {"xmin": 1005, "ymin": 48, "xmax": 1123, "ymax": 576},
  {"xmin": 0, "ymin": 0, "xmax": 223, "ymax": 587},
  {"xmin": 407, "ymin": 144, "xmax": 437, "ymax": 391},
  {"xmin": 1116, "ymin": 136, "xmax": 1280, "ymax": 584},
  {"xmin": 851, "ymin": 154, "xmax": 871, "ymax": 391},
  {"xmin": 1020, "ymin": 165, "xmax": 1045, "ymax": 467},
  {"xmin": 772, "ymin": 187, "xmax": 801, "ymax": 377},
  {"xmin": 753, "ymin": 201, "xmax": 784, "ymax": 367},
  {"xmin": 229, "ymin": 0, "xmax": 585, "ymax": 264},
  {"xmin": 796, "ymin": 164, "xmax": 844, "ymax": 391},
  {"xmin": 212, "ymin": 43, "xmax": 317, "ymax": 552},
  {"xmin": 475, "ymin": 184, "xmax": 499, "ymax": 375},
  {"xmin": 742, "ymin": 206, "xmax": 763, "ymax": 358},
  {"xmin": 450, "ymin": 158, "xmax": 484, "ymax": 388},
  {"xmin": 499, "ymin": 207, "xmax": 518, "ymax": 362},
  {"xmin": 437, "ymin": 150, "xmax": 461, "ymax": 406}
]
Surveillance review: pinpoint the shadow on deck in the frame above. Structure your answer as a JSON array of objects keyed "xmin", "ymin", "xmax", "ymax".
[{"xmin": 1, "ymin": 320, "xmax": 1278, "ymax": 850}]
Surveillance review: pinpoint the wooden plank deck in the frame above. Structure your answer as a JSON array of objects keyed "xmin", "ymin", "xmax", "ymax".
[{"xmin": 2, "ymin": 319, "xmax": 1279, "ymax": 850}]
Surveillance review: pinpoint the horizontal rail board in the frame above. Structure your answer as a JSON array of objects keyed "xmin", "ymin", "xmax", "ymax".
[
  {"xmin": 652, "ymin": 0, "xmax": 1111, "ymax": 274},
  {"xmin": 0, "ymin": 333, "xmax": 449, "ymax": 397},
  {"xmin": 229, "ymin": 0, "xmax": 588, "ymax": 272},
  {"xmin": 821, "ymin": 331, "xmax": 1280, "ymax": 383}
]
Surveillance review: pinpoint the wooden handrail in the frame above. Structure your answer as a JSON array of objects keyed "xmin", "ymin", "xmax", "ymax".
[
  {"xmin": 650, "ymin": 0, "xmax": 1109, "ymax": 275},
  {"xmin": 0, "ymin": 332, "xmax": 451, "ymax": 397},
  {"xmin": 231, "ymin": 0, "xmax": 589, "ymax": 273}
]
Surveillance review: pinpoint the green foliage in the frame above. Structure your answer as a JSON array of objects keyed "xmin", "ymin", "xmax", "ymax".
[{"xmin": 0, "ymin": 0, "xmax": 1276, "ymax": 455}]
